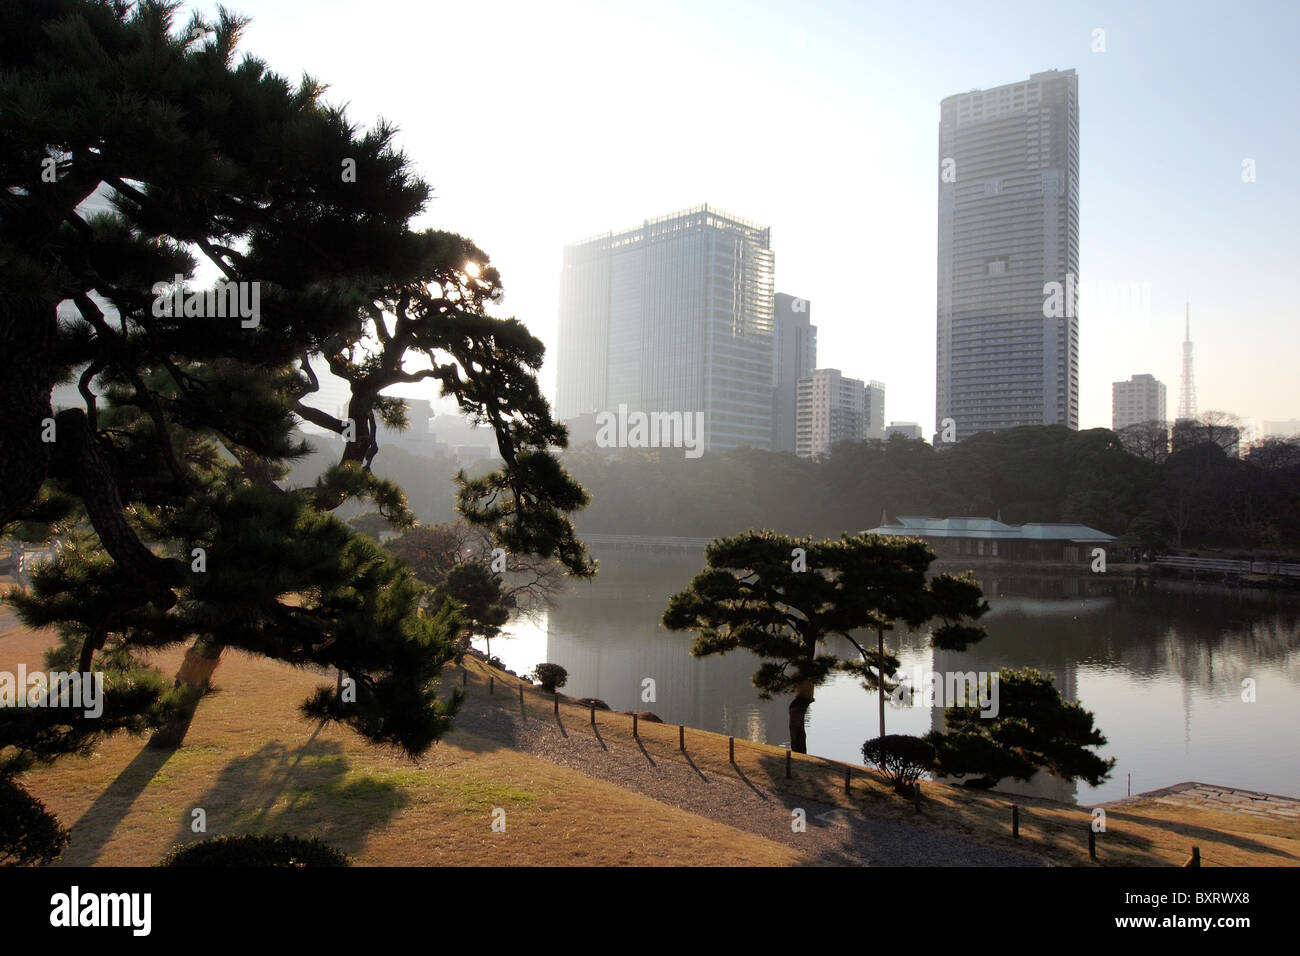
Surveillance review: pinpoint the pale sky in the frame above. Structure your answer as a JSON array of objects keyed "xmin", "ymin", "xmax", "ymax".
[{"xmin": 187, "ymin": 0, "xmax": 1299, "ymax": 436}]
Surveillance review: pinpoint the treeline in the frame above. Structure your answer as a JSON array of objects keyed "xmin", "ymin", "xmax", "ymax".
[{"xmin": 558, "ymin": 426, "xmax": 1300, "ymax": 554}]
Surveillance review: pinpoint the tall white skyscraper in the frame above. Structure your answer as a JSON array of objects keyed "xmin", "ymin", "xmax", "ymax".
[
  {"xmin": 556, "ymin": 205, "xmax": 776, "ymax": 451},
  {"xmin": 936, "ymin": 69, "xmax": 1080, "ymax": 442},
  {"xmin": 1112, "ymin": 374, "xmax": 1167, "ymax": 430}
]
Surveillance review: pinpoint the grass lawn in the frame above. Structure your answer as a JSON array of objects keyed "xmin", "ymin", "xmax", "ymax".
[
  {"xmin": 3, "ymin": 601, "xmax": 1296, "ymax": 867},
  {"xmin": 1, "ymin": 610, "xmax": 799, "ymax": 866}
]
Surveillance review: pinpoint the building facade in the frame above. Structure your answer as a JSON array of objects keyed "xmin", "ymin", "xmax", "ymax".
[
  {"xmin": 865, "ymin": 380, "xmax": 886, "ymax": 440},
  {"xmin": 1112, "ymin": 373, "xmax": 1167, "ymax": 430},
  {"xmin": 936, "ymin": 69, "xmax": 1081, "ymax": 442},
  {"xmin": 555, "ymin": 205, "xmax": 776, "ymax": 453},
  {"xmin": 886, "ymin": 422, "xmax": 924, "ymax": 441},
  {"xmin": 773, "ymin": 292, "xmax": 817, "ymax": 454},
  {"xmin": 796, "ymin": 368, "xmax": 866, "ymax": 458}
]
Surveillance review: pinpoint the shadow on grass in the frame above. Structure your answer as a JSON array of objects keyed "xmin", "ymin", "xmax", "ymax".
[
  {"xmin": 163, "ymin": 735, "xmax": 408, "ymax": 862},
  {"xmin": 59, "ymin": 668, "xmax": 212, "ymax": 865},
  {"xmin": 1107, "ymin": 810, "xmax": 1300, "ymax": 861}
]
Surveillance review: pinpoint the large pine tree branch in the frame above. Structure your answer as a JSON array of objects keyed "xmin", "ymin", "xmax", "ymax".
[{"xmin": 46, "ymin": 408, "xmax": 180, "ymax": 609}]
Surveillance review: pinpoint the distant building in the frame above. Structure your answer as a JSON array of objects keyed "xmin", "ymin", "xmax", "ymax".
[
  {"xmin": 1112, "ymin": 374, "xmax": 1167, "ymax": 431},
  {"xmin": 865, "ymin": 380, "xmax": 886, "ymax": 441},
  {"xmin": 773, "ymin": 293, "xmax": 817, "ymax": 454},
  {"xmin": 796, "ymin": 369, "xmax": 866, "ymax": 458},
  {"xmin": 886, "ymin": 422, "xmax": 923, "ymax": 441},
  {"xmin": 562, "ymin": 412, "xmax": 600, "ymax": 447},
  {"xmin": 430, "ymin": 413, "xmax": 499, "ymax": 461},
  {"xmin": 555, "ymin": 204, "xmax": 776, "ymax": 452},
  {"xmin": 1264, "ymin": 420, "xmax": 1300, "ymax": 439},
  {"xmin": 936, "ymin": 69, "xmax": 1080, "ymax": 441},
  {"xmin": 865, "ymin": 515, "xmax": 1114, "ymax": 564}
]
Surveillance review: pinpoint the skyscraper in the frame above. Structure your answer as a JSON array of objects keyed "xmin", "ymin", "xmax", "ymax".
[
  {"xmin": 1112, "ymin": 374, "xmax": 1167, "ymax": 430},
  {"xmin": 773, "ymin": 293, "xmax": 817, "ymax": 454},
  {"xmin": 556, "ymin": 205, "xmax": 776, "ymax": 452},
  {"xmin": 865, "ymin": 380, "xmax": 886, "ymax": 440},
  {"xmin": 936, "ymin": 69, "xmax": 1080, "ymax": 442}
]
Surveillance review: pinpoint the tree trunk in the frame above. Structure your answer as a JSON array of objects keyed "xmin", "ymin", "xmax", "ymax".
[
  {"xmin": 0, "ymin": 298, "xmax": 55, "ymax": 528},
  {"xmin": 789, "ymin": 679, "xmax": 814, "ymax": 754},
  {"xmin": 877, "ymin": 627, "xmax": 886, "ymax": 739}
]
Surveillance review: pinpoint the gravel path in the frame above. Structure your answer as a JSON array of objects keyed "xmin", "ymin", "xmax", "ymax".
[{"xmin": 454, "ymin": 696, "xmax": 1047, "ymax": 866}]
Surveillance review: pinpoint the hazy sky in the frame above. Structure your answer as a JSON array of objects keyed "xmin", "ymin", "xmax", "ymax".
[{"xmin": 190, "ymin": 0, "xmax": 1299, "ymax": 435}]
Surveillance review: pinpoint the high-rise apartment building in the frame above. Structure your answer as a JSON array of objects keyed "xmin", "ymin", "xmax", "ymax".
[
  {"xmin": 936, "ymin": 69, "xmax": 1080, "ymax": 442},
  {"xmin": 773, "ymin": 293, "xmax": 817, "ymax": 453},
  {"xmin": 555, "ymin": 204, "xmax": 776, "ymax": 452},
  {"xmin": 796, "ymin": 369, "xmax": 866, "ymax": 458},
  {"xmin": 1112, "ymin": 374, "xmax": 1167, "ymax": 430}
]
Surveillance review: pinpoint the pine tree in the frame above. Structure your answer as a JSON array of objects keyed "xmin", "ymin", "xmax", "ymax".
[
  {"xmin": 662, "ymin": 531, "xmax": 987, "ymax": 753},
  {"xmin": 1, "ymin": 0, "xmax": 593, "ymax": 850}
]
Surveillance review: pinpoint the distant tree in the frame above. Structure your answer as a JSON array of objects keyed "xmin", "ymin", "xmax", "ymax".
[
  {"xmin": 662, "ymin": 531, "xmax": 988, "ymax": 754},
  {"xmin": 927, "ymin": 668, "xmax": 1114, "ymax": 789},
  {"xmin": 388, "ymin": 519, "xmax": 566, "ymax": 616},
  {"xmin": 1172, "ymin": 412, "xmax": 1243, "ymax": 458},
  {"xmin": 436, "ymin": 559, "xmax": 512, "ymax": 660},
  {"xmin": 1246, "ymin": 437, "xmax": 1300, "ymax": 473},
  {"xmin": 1116, "ymin": 421, "xmax": 1170, "ymax": 463}
]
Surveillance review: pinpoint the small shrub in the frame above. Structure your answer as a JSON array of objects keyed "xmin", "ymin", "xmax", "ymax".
[
  {"xmin": 531, "ymin": 663, "xmax": 568, "ymax": 693},
  {"xmin": 159, "ymin": 834, "xmax": 350, "ymax": 867},
  {"xmin": 861, "ymin": 734, "xmax": 935, "ymax": 796}
]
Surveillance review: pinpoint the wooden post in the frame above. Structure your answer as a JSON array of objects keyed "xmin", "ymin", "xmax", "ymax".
[
  {"xmin": 785, "ymin": 748, "xmax": 792, "ymax": 779},
  {"xmin": 679, "ymin": 725, "xmax": 685, "ymax": 750},
  {"xmin": 589, "ymin": 702, "xmax": 595, "ymax": 725},
  {"xmin": 1088, "ymin": 827, "xmax": 1097, "ymax": 860},
  {"xmin": 913, "ymin": 781, "xmax": 921, "ymax": 812},
  {"xmin": 1012, "ymin": 804, "xmax": 1020, "ymax": 838},
  {"xmin": 489, "ymin": 676, "xmax": 494, "ymax": 695},
  {"xmin": 1186, "ymin": 846, "xmax": 1200, "ymax": 867},
  {"xmin": 728, "ymin": 736, "xmax": 734, "ymax": 763},
  {"xmin": 633, "ymin": 713, "xmax": 638, "ymax": 738},
  {"xmin": 554, "ymin": 694, "xmax": 559, "ymax": 715}
]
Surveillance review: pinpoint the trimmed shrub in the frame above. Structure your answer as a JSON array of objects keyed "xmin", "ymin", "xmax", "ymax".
[
  {"xmin": 861, "ymin": 734, "xmax": 936, "ymax": 795},
  {"xmin": 531, "ymin": 663, "xmax": 569, "ymax": 693},
  {"xmin": 160, "ymin": 834, "xmax": 350, "ymax": 867}
]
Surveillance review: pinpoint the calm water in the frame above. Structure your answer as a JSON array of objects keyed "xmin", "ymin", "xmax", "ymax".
[{"xmin": 483, "ymin": 552, "xmax": 1300, "ymax": 805}]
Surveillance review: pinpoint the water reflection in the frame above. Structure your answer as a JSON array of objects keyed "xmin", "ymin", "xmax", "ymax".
[{"xmin": 486, "ymin": 553, "xmax": 1300, "ymax": 804}]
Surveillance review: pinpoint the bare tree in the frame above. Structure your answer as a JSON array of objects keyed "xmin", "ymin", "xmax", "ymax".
[{"xmin": 1117, "ymin": 420, "xmax": 1170, "ymax": 462}]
